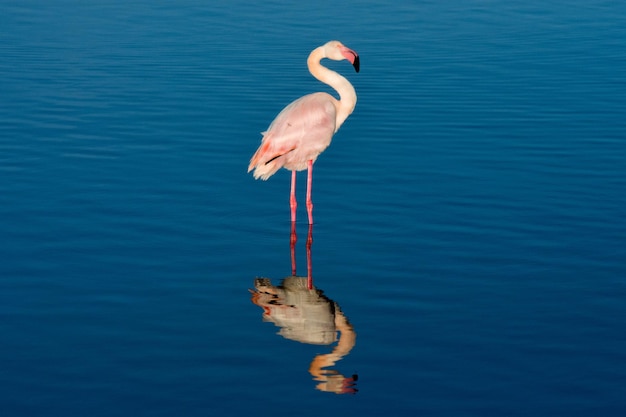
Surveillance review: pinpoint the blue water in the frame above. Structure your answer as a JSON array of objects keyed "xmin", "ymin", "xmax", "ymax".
[{"xmin": 1, "ymin": 1, "xmax": 625, "ymax": 415}]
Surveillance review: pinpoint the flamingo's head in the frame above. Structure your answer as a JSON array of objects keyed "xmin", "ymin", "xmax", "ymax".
[{"xmin": 324, "ymin": 40, "xmax": 360, "ymax": 73}]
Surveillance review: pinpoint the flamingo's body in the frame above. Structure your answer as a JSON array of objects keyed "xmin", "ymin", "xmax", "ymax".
[{"xmin": 248, "ymin": 41, "xmax": 360, "ymax": 224}]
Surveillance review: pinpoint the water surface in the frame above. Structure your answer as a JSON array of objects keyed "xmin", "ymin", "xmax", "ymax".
[{"xmin": 1, "ymin": 1, "xmax": 625, "ymax": 415}]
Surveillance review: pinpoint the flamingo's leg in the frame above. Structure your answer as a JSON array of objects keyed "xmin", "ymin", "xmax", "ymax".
[
  {"xmin": 290, "ymin": 170, "xmax": 297, "ymax": 223},
  {"xmin": 306, "ymin": 160, "xmax": 314, "ymax": 225}
]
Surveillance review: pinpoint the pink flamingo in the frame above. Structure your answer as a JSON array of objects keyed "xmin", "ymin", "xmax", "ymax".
[{"xmin": 248, "ymin": 40, "xmax": 360, "ymax": 224}]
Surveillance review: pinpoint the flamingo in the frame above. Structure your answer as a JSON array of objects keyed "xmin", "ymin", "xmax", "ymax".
[{"xmin": 248, "ymin": 40, "xmax": 360, "ymax": 224}]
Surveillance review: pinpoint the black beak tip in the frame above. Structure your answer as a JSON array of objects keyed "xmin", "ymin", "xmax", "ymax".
[{"xmin": 353, "ymin": 55, "xmax": 360, "ymax": 73}]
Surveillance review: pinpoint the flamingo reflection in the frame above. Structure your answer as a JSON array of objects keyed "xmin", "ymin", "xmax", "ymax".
[{"xmin": 250, "ymin": 224, "xmax": 357, "ymax": 394}]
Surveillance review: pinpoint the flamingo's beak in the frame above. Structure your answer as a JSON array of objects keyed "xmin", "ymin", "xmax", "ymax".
[
  {"xmin": 352, "ymin": 55, "xmax": 360, "ymax": 73},
  {"xmin": 340, "ymin": 47, "xmax": 360, "ymax": 73}
]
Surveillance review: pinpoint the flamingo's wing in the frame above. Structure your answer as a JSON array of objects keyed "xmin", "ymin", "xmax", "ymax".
[{"xmin": 248, "ymin": 93, "xmax": 337, "ymax": 180}]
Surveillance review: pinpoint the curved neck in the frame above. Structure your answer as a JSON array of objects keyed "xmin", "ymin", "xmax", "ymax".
[{"xmin": 307, "ymin": 47, "xmax": 357, "ymax": 130}]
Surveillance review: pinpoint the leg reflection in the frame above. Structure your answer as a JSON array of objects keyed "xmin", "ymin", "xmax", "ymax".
[
  {"xmin": 290, "ymin": 221, "xmax": 297, "ymax": 276},
  {"xmin": 290, "ymin": 222, "xmax": 314, "ymax": 290},
  {"xmin": 306, "ymin": 224, "xmax": 313, "ymax": 290}
]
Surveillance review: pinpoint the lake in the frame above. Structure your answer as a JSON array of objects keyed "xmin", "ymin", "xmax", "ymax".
[{"xmin": 1, "ymin": 1, "xmax": 625, "ymax": 415}]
